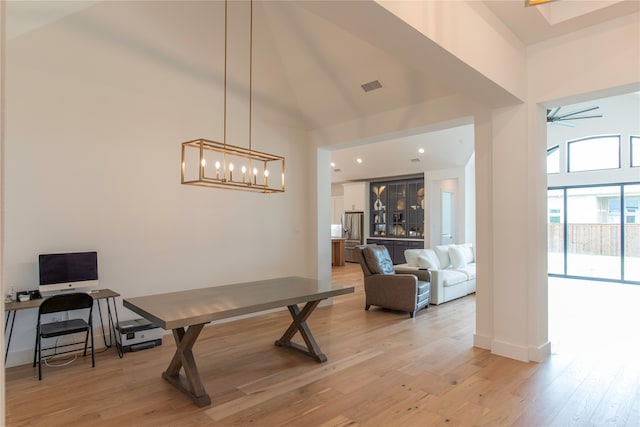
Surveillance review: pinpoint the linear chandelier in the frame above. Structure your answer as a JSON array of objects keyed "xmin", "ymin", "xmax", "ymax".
[
  {"xmin": 181, "ymin": 0, "xmax": 285, "ymax": 193},
  {"xmin": 525, "ymin": 0, "xmax": 556, "ymax": 6}
]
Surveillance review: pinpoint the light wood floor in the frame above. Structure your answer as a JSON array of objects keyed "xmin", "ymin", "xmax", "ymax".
[{"xmin": 5, "ymin": 263, "xmax": 640, "ymax": 426}]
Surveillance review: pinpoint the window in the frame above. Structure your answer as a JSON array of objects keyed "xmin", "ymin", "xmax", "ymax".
[
  {"xmin": 632, "ymin": 136, "xmax": 640, "ymax": 168},
  {"xmin": 547, "ymin": 145, "xmax": 560, "ymax": 174},
  {"xmin": 568, "ymin": 135, "xmax": 620, "ymax": 172}
]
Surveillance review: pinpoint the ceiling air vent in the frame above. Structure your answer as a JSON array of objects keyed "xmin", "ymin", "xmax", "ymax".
[
  {"xmin": 361, "ymin": 80, "xmax": 382, "ymax": 93},
  {"xmin": 410, "ymin": 158, "xmax": 420, "ymax": 163}
]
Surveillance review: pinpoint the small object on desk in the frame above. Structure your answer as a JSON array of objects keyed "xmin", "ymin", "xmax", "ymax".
[
  {"xmin": 16, "ymin": 290, "xmax": 42, "ymax": 301},
  {"xmin": 5, "ymin": 286, "xmax": 16, "ymax": 303}
]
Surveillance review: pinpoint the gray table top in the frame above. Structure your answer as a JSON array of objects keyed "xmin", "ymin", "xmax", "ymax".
[{"xmin": 123, "ymin": 276, "xmax": 354, "ymax": 330}]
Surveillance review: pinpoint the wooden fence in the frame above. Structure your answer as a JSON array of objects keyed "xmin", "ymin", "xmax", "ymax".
[{"xmin": 548, "ymin": 223, "xmax": 640, "ymax": 257}]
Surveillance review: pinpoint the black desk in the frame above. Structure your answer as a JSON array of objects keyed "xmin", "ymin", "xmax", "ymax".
[
  {"xmin": 4, "ymin": 289, "xmax": 123, "ymax": 363},
  {"xmin": 124, "ymin": 276, "xmax": 354, "ymax": 407}
]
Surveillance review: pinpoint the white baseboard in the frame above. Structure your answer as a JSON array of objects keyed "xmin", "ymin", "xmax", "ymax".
[
  {"xmin": 528, "ymin": 340, "xmax": 551, "ymax": 362},
  {"xmin": 473, "ymin": 334, "xmax": 551, "ymax": 363},
  {"xmin": 473, "ymin": 333, "xmax": 492, "ymax": 350},
  {"xmin": 491, "ymin": 339, "xmax": 530, "ymax": 362}
]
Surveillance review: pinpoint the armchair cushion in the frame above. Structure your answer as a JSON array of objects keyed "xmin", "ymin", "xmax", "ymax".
[{"xmin": 363, "ymin": 245, "xmax": 395, "ymax": 274}]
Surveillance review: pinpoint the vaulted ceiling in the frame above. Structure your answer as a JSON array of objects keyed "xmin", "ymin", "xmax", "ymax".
[{"xmin": 6, "ymin": 0, "xmax": 638, "ymax": 183}]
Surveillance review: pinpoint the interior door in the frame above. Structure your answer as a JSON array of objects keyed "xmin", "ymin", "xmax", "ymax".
[{"xmin": 441, "ymin": 191, "xmax": 455, "ymax": 245}]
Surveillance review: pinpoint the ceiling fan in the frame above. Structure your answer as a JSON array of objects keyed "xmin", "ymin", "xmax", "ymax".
[{"xmin": 546, "ymin": 105, "xmax": 602, "ymax": 127}]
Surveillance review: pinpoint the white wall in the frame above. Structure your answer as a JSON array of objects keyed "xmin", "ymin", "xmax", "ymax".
[
  {"xmin": 376, "ymin": 0, "xmax": 526, "ymax": 101},
  {"xmin": 1, "ymin": 0, "xmax": 6, "ymax": 417},
  {"xmin": 3, "ymin": 1, "xmax": 312, "ymax": 366}
]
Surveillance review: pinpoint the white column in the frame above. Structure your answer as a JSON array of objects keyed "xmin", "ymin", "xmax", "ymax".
[
  {"xmin": 473, "ymin": 111, "xmax": 494, "ymax": 351},
  {"xmin": 474, "ymin": 104, "xmax": 550, "ymax": 362},
  {"xmin": 315, "ymin": 148, "xmax": 332, "ymax": 282}
]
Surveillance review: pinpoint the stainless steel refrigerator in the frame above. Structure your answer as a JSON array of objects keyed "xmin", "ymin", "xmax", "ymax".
[{"xmin": 342, "ymin": 211, "xmax": 364, "ymax": 263}]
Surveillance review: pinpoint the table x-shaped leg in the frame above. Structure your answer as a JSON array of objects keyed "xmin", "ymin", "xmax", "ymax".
[
  {"xmin": 162, "ymin": 323, "xmax": 211, "ymax": 407},
  {"xmin": 274, "ymin": 300, "xmax": 327, "ymax": 363}
]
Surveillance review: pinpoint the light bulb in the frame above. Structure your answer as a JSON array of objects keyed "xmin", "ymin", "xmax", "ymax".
[
  {"xmin": 229, "ymin": 163, "xmax": 234, "ymax": 171},
  {"xmin": 215, "ymin": 161, "xmax": 220, "ymax": 170},
  {"xmin": 264, "ymin": 170, "xmax": 269, "ymax": 177},
  {"xmin": 215, "ymin": 161, "xmax": 221, "ymax": 179},
  {"xmin": 253, "ymin": 168, "xmax": 258, "ymax": 185},
  {"xmin": 241, "ymin": 166, "xmax": 247, "ymax": 173},
  {"xmin": 201, "ymin": 159, "xmax": 206, "ymax": 167},
  {"xmin": 229, "ymin": 163, "xmax": 234, "ymax": 181}
]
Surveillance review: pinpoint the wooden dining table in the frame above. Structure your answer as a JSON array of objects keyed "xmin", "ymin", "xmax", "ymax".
[{"xmin": 123, "ymin": 276, "xmax": 354, "ymax": 407}]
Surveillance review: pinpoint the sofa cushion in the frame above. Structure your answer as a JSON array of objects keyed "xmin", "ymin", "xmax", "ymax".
[
  {"xmin": 449, "ymin": 246, "xmax": 467, "ymax": 268},
  {"xmin": 452, "ymin": 263, "xmax": 476, "ymax": 280},
  {"xmin": 434, "ymin": 245, "xmax": 451, "ymax": 269},
  {"xmin": 404, "ymin": 249, "xmax": 424, "ymax": 268},
  {"xmin": 417, "ymin": 250, "xmax": 440, "ymax": 269},
  {"xmin": 439, "ymin": 269, "xmax": 469, "ymax": 287},
  {"xmin": 363, "ymin": 245, "xmax": 395, "ymax": 275}
]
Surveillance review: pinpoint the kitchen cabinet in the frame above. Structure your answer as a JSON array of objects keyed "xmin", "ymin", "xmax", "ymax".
[
  {"xmin": 370, "ymin": 177, "xmax": 424, "ymax": 239},
  {"xmin": 343, "ymin": 182, "xmax": 366, "ymax": 212},
  {"xmin": 331, "ymin": 239, "xmax": 345, "ymax": 266},
  {"xmin": 366, "ymin": 238, "xmax": 423, "ymax": 265},
  {"xmin": 331, "ymin": 196, "xmax": 344, "ymax": 224}
]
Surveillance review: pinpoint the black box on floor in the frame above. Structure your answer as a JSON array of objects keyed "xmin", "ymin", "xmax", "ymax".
[{"xmin": 117, "ymin": 318, "xmax": 163, "ymax": 353}]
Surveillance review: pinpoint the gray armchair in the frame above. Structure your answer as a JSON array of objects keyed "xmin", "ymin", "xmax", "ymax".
[{"xmin": 355, "ymin": 245, "xmax": 431, "ymax": 318}]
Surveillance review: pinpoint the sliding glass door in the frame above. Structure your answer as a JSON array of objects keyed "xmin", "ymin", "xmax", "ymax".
[
  {"xmin": 565, "ymin": 186, "xmax": 620, "ymax": 280},
  {"xmin": 548, "ymin": 183, "xmax": 640, "ymax": 284},
  {"xmin": 547, "ymin": 189, "xmax": 564, "ymax": 275},
  {"xmin": 624, "ymin": 184, "xmax": 640, "ymax": 282}
]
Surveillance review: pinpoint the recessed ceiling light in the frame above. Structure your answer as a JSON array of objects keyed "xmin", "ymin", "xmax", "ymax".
[
  {"xmin": 356, "ymin": 158, "xmax": 363, "ymax": 164},
  {"xmin": 330, "ymin": 162, "xmax": 335, "ymax": 167},
  {"xmin": 418, "ymin": 148, "xmax": 425, "ymax": 154}
]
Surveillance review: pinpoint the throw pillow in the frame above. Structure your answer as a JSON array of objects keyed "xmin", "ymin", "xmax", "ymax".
[
  {"xmin": 417, "ymin": 249, "xmax": 439, "ymax": 269},
  {"xmin": 449, "ymin": 246, "xmax": 467, "ymax": 269},
  {"xmin": 404, "ymin": 249, "xmax": 422, "ymax": 268},
  {"xmin": 434, "ymin": 245, "xmax": 451, "ymax": 269},
  {"xmin": 458, "ymin": 243, "xmax": 474, "ymax": 264},
  {"xmin": 363, "ymin": 245, "xmax": 395, "ymax": 275}
]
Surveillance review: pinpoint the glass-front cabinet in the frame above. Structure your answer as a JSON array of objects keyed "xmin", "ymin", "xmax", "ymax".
[{"xmin": 370, "ymin": 177, "xmax": 424, "ymax": 239}]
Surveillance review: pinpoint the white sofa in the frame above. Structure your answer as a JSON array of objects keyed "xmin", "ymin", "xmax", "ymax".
[{"xmin": 394, "ymin": 243, "xmax": 476, "ymax": 305}]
